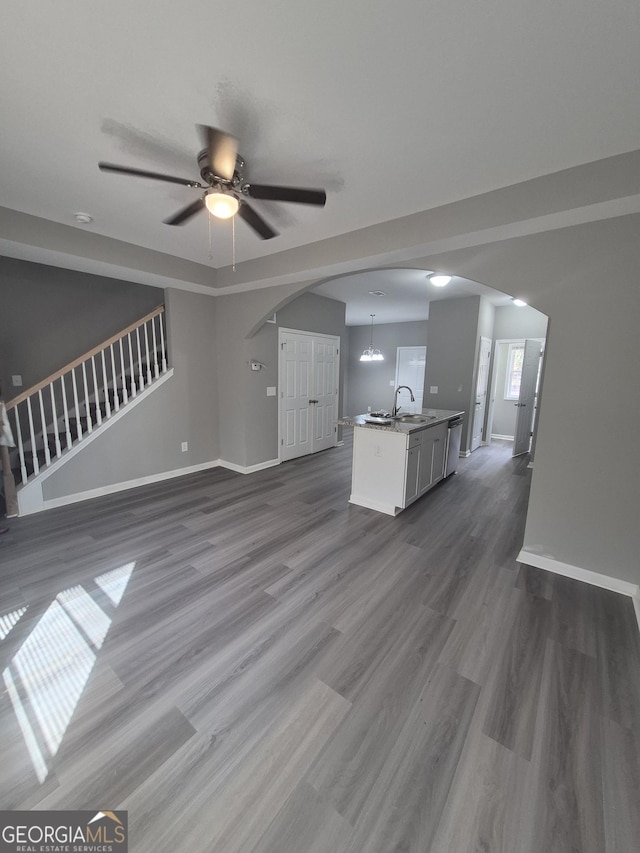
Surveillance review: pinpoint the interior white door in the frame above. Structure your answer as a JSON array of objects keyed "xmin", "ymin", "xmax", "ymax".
[
  {"xmin": 471, "ymin": 336, "xmax": 492, "ymax": 452},
  {"xmin": 312, "ymin": 338, "xmax": 338, "ymax": 452},
  {"xmin": 513, "ymin": 339, "xmax": 542, "ymax": 457},
  {"xmin": 279, "ymin": 330, "xmax": 339, "ymax": 461},
  {"xmin": 395, "ymin": 346, "xmax": 426, "ymax": 413}
]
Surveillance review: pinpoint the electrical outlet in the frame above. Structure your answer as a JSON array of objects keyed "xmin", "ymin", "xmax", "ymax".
[
  {"xmin": 181, "ymin": 441, "xmax": 188, "ymax": 452},
  {"xmin": 367, "ymin": 405, "xmax": 372, "ymax": 412},
  {"xmin": 389, "ymin": 380, "xmax": 395, "ymax": 386},
  {"xmin": 11, "ymin": 375, "xmax": 22, "ymax": 387},
  {"xmin": 374, "ymin": 445, "xmax": 382, "ymax": 457},
  {"xmin": 430, "ymin": 385, "xmax": 438, "ymax": 394}
]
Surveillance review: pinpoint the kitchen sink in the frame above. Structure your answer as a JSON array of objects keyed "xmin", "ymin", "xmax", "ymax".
[{"xmin": 394, "ymin": 414, "xmax": 427, "ymax": 423}]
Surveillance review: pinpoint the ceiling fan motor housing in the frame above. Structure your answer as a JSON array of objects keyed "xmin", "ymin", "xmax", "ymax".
[{"xmin": 197, "ymin": 149, "xmax": 245, "ymax": 187}]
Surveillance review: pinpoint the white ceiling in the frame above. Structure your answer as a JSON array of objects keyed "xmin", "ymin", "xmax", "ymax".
[
  {"xmin": 2, "ymin": 1, "xmax": 640, "ymax": 306},
  {"xmin": 312, "ymin": 269, "xmax": 510, "ymax": 325}
]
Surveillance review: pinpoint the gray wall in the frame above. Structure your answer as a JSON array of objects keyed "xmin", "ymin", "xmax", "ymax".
[
  {"xmin": 0, "ymin": 257, "xmax": 163, "ymax": 401},
  {"xmin": 244, "ymin": 292, "xmax": 346, "ymax": 466},
  {"xmin": 214, "ymin": 286, "xmax": 346, "ymax": 468},
  {"xmin": 42, "ymin": 288, "xmax": 219, "ymax": 499},
  {"xmin": 423, "ymin": 296, "xmax": 486, "ymax": 451},
  {"xmin": 345, "ymin": 320, "xmax": 428, "ymax": 415}
]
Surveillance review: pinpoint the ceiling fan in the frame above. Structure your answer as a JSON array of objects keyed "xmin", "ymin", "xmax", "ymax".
[{"xmin": 98, "ymin": 125, "xmax": 327, "ymax": 240}]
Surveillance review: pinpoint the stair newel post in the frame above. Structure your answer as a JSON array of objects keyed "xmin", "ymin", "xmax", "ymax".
[
  {"xmin": 143, "ymin": 321, "xmax": 152, "ymax": 386},
  {"xmin": 127, "ymin": 332, "xmax": 137, "ymax": 398},
  {"xmin": 50, "ymin": 381, "xmax": 62, "ymax": 458},
  {"xmin": 110, "ymin": 343, "xmax": 119, "ymax": 412},
  {"xmin": 81, "ymin": 361, "xmax": 93, "ymax": 433},
  {"xmin": 71, "ymin": 367, "xmax": 83, "ymax": 440},
  {"xmin": 13, "ymin": 406, "xmax": 28, "ymax": 484},
  {"xmin": 151, "ymin": 316, "xmax": 159, "ymax": 379},
  {"xmin": 101, "ymin": 349, "xmax": 111, "ymax": 419},
  {"xmin": 0, "ymin": 443, "xmax": 18, "ymax": 518},
  {"xmin": 60, "ymin": 374, "xmax": 72, "ymax": 450},
  {"xmin": 26, "ymin": 396, "xmax": 39, "ymax": 475},
  {"xmin": 90, "ymin": 355, "xmax": 102, "ymax": 426},
  {"xmin": 118, "ymin": 338, "xmax": 128, "ymax": 404},
  {"xmin": 135, "ymin": 326, "xmax": 144, "ymax": 391}
]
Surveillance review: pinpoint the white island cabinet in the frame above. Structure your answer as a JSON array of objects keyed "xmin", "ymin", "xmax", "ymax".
[{"xmin": 344, "ymin": 410, "xmax": 463, "ymax": 516}]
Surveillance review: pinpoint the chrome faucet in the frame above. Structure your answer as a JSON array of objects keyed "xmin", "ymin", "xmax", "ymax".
[{"xmin": 392, "ymin": 385, "xmax": 415, "ymax": 417}]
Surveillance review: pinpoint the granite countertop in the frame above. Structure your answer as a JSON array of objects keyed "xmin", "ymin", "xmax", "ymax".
[{"xmin": 338, "ymin": 409, "xmax": 464, "ymax": 434}]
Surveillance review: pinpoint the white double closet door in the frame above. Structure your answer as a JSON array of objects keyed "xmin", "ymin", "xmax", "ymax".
[{"xmin": 279, "ymin": 329, "xmax": 340, "ymax": 462}]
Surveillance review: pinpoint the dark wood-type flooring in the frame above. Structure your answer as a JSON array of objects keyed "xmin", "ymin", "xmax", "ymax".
[{"xmin": 1, "ymin": 437, "xmax": 639, "ymax": 852}]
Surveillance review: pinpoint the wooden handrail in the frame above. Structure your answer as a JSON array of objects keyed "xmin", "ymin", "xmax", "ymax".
[{"xmin": 6, "ymin": 305, "xmax": 165, "ymax": 410}]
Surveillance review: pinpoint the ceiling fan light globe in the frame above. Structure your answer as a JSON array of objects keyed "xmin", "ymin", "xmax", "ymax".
[{"xmin": 205, "ymin": 192, "xmax": 239, "ymax": 219}]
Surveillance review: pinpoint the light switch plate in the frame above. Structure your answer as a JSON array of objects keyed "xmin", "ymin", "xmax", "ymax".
[
  {"xmin": 266, "ymin": 386, "xmax": 276, "ymax": 396},
  {"xmin": 11, "ymin": 374, "xmax": 22, "ymax": 387},
  {"xmin": 181, "ymin": 442, "xmax": 188, "ymax": 452},
  {"xmin": 430, "ymin": 385, "xmax": 438, "ymax": 394}
]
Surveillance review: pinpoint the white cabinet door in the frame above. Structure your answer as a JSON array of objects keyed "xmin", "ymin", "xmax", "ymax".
[
  {"xmin": 431, "ymin": 425, "xmax": 447, "ymax": 485},
  {"xmin": 404, "ymin": 445, "xmax": 421, "ymax": 505}
]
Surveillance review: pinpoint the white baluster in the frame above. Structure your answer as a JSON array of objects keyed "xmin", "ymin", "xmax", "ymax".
[
  {"xmin": 159, "ymin": 311, "xmax": 167, "ymax": 372},
  {"xmin": 151, "ymin": 315, "xmax": 159, "ymax": 378},
  {"xmin": 26, "ymin": 397, "xmax": 39, "ymax": 475},
  {"xmin": 13, "ymin": 407, "xmax": 28, "ymax": 484},
  {"xmin": 38, "ymin": 389, "xmax": 51, "ymax": 466},
  {"xmin": 91, "ymin": 355, "xmax": 102, "ymax": 426},
  {"xmin": 50, "ymin": 382, "xmax": 62, "ymax": 458},
  {"xmin": 101, "ymin": 349, "xmax": 111, "ymax": 418},
  {"xmin": 60, "ymin": 374, "xmax": 72, "ymax": 449},
  {"xmin": 81, "ymin": 362, "xmax": 93, "ymax": 433},
  {"xmin": 143, "ymin": 321, "xmax": 152, "ymax": 385},
  {"xmin": 135, "ymin": 326, "xmax": 144, "ymax": 391},
  {"xmin": 127, "ymin": 332, "xmax": 137, "ymax": 398},
  {"xmin": 119, "ymin": 338, "xmax": 128, "ymax": 404},
  {"xmin": 110, "ymin": 343, "xmax": 120, "ymax": 411},
  {"xmin": 71, "ymin": 368, "xmax": 83, "ymax": 440}
]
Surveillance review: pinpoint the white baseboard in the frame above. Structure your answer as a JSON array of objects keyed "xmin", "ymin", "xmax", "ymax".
[
  {"xmin": 219, "ymin": 458, "xmax": 280, "ymax": 475},
  {"xmin": 348, "ymin": 494, "xmax": 400, "ymax": 516},
  {"xmin": 460, "ymin": 450, "xmax": 471, "ymax": 458},
  {"xmin": 39, "ymin": 459, "xmax": 222, "ymax": 513},
  {"xmin": 491, "ymin": 433, "xmax": 515, "ymax": 442},
  {"xmin": 517, "ymin": 547, "xmax": 640, "ymax": 633}
]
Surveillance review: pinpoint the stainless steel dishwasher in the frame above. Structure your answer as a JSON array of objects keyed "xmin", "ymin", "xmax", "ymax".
[{"xmin": 445, "ymin": 417, "xmax": 463, "ymax": 477}]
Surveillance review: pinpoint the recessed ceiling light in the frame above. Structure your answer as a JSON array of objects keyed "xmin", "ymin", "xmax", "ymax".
[
  {"xmin": 369, "ymin": 290, "xmax": 386, "ymax": 296},
  {"xmin": 428, "ymin": 274, "xmax": 452, "ymax": 287},
  {"xmin": 74, "ymin": 212, "xmax": 93, "ymax": 224},
  {"xmin": 512, "ymin": 298, "xmax": 528, "ymax": 307}
]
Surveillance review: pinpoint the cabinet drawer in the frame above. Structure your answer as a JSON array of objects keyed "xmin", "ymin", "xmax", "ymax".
[{"xmin": 407, "ymin": 430, "xmax": 423, "ymax": 448}]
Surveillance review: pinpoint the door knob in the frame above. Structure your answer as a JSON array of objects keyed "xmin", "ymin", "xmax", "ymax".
[{"xmin": 309, "ymin": 399, "xmax": 319, "ymax": 404}]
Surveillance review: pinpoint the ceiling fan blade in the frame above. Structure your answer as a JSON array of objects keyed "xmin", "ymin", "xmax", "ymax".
[
  {"xmin": 237, "ymin": 202, "xmax": 278, "ymax": 240},
  {"xmin": 99, "ymin": 162, "xmax": 201, "ymax": 187},
  {"xmin": 245, "ymin": 184, "xmax": 327, "ymax": 206},
  {"xmin": 199, "ymin": 125, "xmax": 239, "ymax": 182},
  {"xmin": 163, "ymin": 198, "xmax": 206, "ymax": 226}
]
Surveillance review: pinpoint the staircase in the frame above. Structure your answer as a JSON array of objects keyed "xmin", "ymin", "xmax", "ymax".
[{"xmin": 3, "ymin": 305, "xmax": 169, "ymax": 515}]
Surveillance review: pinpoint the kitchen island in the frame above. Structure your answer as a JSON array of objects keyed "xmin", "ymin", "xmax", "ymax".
[{"xmin": 339, "ymin": 409, "xmax": 464, "ymax": 515}]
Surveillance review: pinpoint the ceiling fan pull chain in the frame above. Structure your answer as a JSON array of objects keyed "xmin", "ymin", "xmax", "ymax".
[
  {"xmin": 208, "ymin": 211, "xmax": 213, "ymax": 262},
  {"xmin": 232, "ymin": 215, "xmax": 236, "ymax": 272}
]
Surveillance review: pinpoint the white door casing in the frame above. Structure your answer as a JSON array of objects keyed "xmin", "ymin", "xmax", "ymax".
[
  {"xmin": 279, "ymin": 329, "xmax": 339, "ymax": 462},
  {"xmin": 513, "ymin": 339, "xmax": 542, "ymax": 457},
  {"xmin": 471, "ymin": 336, "xmax": 492, "ymax": 452}
]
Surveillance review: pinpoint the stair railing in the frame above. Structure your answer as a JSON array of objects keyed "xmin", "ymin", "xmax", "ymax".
[{"xmin": 5, "ymin": 305, "xmax": 167, "ymax": 487}]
